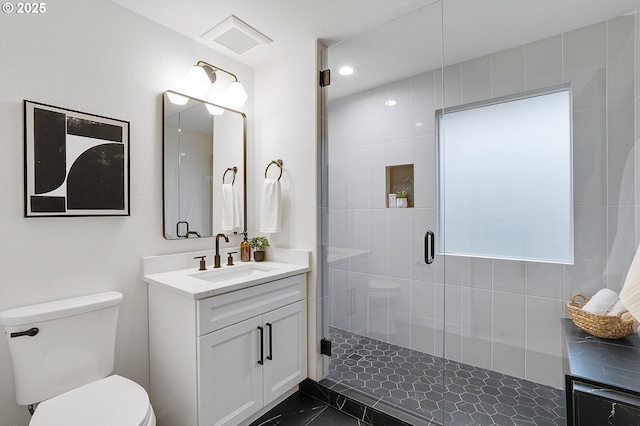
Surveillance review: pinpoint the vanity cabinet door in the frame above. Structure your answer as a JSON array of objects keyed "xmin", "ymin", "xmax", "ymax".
[
  {"xmin": 198, "ymin": 315, "xmax": 264, "ymax": 426},
  {"xmin": 570, "ymin": 382, "xmax": 640, "ymax": 426},
  {"xmin": 262, "ymin": 300, "xmax": 307, "ymax": 406}
]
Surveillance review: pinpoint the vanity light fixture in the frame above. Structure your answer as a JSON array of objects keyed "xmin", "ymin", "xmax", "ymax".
[
  {"xmin": 385, "ymin": 99, "xmax": 397, "ymax": 106},
  {"xmin": 225, "ymin": 81, "xmax": 248, "ymax": 108},
  {"xmin": 184, "ymin": 60, "xmax": 248, "ymax": 107},
  {"xmin": 184, "ymin": 63, "xmax": 217, "ymax": 94}
]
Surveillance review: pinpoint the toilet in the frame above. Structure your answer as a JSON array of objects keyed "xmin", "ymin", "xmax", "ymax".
[
  {"xmin": 368, "ymin": 277, "xmax": 402, "ymax": 334},
  {"xmin": 0, "ymin": 291, "xmax": 156, "ymax": 426}
]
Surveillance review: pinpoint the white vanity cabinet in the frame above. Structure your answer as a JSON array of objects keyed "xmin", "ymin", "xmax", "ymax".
[
  {"xmin": 146, "ymin": 271, "xmax": 307, "ymax": 426},
  {"xmin": 199, "ymin": 299, "xmax": 306, "ymax": 425}
]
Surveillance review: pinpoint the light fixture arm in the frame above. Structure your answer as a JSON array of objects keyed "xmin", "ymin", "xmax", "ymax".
[{"xmin": 196, "ymin": 60, "xmax": 239, "ymax": 82}]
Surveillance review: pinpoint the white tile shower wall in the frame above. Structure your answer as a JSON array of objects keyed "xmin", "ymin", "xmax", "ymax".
[
  {"xmin": 327, "ymin": 14, "xmax": 639, "ymax": 389},
  {"xmin": 637, "ymin": 12, "xmax": 640, "ymax": 249}
]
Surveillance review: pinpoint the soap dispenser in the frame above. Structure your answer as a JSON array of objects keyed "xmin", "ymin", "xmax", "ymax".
[{"xmin": 240, "ymin": 234, "xmax": 251, "ymax": 262}]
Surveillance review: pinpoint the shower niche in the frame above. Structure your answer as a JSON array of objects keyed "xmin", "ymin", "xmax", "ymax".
[{"xmin": 386, "ymin": 164, "xmax": 414, "ymax": 208}]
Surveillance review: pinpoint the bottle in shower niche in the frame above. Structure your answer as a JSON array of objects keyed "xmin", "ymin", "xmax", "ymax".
[{"xmin": 240, "ymin": 236, "xmax": 251, "ymax": 262}]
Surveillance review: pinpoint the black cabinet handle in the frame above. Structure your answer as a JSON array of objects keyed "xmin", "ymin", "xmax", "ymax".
[
  {"xmin": 425, "ymin": 230, "xmax": 435, "ymax": 264},
  {"xmin": 257, "ymin": 326, "xmax": 264, "ymax": 365},
  {"xmin": 266, "ymin": 323, "xmax": 273, "ymax": 361}
]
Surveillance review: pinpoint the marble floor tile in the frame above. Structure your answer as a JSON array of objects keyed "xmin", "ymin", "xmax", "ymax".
[{"xmin": 249, "ymin": 391, "xmax": 371, "ymax": 426}]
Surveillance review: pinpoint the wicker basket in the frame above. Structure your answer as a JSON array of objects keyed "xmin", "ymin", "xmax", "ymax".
[{"xmin": 567, "ymin": 293, "xmax": 635, "ymax": 339}]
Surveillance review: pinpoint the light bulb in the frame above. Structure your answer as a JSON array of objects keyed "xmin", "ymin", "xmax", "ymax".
[
  {"xmin": 205, "ymin": 103, "xmax": 225, "ymax": 116},
  {"xmin": 166, "ymin": 92, "xmax": 188, "ymax": 105},
  {"xmin": 184, "ymin": 65, "xmax": 215, "ymax": 95},
  {"xmin": 225, "ymin": 81, "xmax": 248, "ymax": 108}
]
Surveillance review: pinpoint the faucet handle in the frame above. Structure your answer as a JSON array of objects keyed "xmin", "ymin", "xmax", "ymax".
[
  {"xmin": 227, "ymin": 252, "xmax": 237, "ymax": 266},
  {"xmin": 194, "ymin": 255, "xmax": 207, "ymax": 271}
]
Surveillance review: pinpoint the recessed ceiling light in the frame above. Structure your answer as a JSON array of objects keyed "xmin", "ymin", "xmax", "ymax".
[{"xmin": 338, "ymin": 65, "xmax": 357, "ymax": 76}]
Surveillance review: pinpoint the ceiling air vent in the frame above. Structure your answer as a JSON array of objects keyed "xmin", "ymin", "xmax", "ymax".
[{"xmin": 201, "ymin": 15, "xmax": 272, "ymax": 55}]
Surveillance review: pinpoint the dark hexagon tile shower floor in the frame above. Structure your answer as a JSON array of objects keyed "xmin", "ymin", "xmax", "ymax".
[{"xmin": 326, "ymin": 327, "xmax": 565, "ymax": 426}]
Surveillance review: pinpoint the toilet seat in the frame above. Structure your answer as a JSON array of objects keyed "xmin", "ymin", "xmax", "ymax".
[
  {"xmin": 30, "ymin": 375, "xmax": 154, "ymax": 426},
  {"xmin": 369, "ymin": 279, "xmax": 401, "ymax": 293}
]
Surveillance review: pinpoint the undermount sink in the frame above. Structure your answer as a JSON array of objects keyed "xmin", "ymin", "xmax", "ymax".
[
  {"xmin": 142, "ymin": 249, "xmax": 311, "ymax": 299},
  {"xmin": 190, "ymin": 263, "xmax": 277, "ymax": 284}
]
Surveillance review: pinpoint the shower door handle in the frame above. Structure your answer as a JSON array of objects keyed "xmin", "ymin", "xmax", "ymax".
[
  {"xmin": 350, "ymin": 288, "xmax": 356, "ymax": 314},
  {"xmin": 425, "ymin": 230, "xmax": 435, "ymax": 264}
]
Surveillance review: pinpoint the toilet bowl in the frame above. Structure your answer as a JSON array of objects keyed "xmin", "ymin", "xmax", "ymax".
[
  {"xmin": 369, "ymin": 277, "xmax": 402, "ymax": 305},
  {"xmin": 0, "ymin": 292, "xmax": 156, "ymax": 426},
  {"xmin": 30, "ymin": 375, "xmax": 155, "ymax": 426},
  {"xmin": 369, "ymin": 278, "xmax": 402, "ymax": 334}
]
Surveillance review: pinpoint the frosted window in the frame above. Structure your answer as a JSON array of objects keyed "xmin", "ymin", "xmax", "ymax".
[{"xmin": 437, "ymin": 85, "xmax": 573, "ymax": 264}]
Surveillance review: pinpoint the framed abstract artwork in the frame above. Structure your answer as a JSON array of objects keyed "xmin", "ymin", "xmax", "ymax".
[{"xmin": 24, "ymin": 100, "xmax": 130, "ymax": 217}]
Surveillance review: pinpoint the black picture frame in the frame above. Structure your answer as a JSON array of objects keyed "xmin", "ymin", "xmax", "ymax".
[{"xmin": 23, "ymin": 100, "xmax": 130, "ymax": 217}]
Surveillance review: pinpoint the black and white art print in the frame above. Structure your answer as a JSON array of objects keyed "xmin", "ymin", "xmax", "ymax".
[{"xmin": 24, "ymin": 100, "xmax": 130, "ymax": 217}]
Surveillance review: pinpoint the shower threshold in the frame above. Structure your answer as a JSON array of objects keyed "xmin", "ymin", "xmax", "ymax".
[{"xmin": 317, "ymin": 327, "xmax": 565, "ymax": 426}]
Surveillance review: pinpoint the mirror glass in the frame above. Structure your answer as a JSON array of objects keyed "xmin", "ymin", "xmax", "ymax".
[{"xmin": 163, "ymin": 90, "xmax": 246, "ymax": 239}]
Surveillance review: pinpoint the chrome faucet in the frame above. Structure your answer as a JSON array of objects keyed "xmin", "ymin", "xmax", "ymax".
[{"xmin": 214, "ymin": 233, "xmax": 229, "ymax": 268}]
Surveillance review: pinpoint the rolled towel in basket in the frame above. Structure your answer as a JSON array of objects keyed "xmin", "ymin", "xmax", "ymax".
[
  {"xmin": 607, "ymin": 299, "xmax": 627, "ymax": 316},
  {"xmin": 582, "ymin": 288, "xmax": 619, "ymax": 315}
]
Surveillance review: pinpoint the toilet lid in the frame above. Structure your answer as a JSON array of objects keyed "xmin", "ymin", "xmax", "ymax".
[{"xmin": 30, "ymin": 375, "xmax": 152, "ymax": 426}]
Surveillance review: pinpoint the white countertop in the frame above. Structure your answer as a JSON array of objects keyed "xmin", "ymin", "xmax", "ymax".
[{"xmin": 142, "ymin": 248, "xmax": 311, "ymax": 300}]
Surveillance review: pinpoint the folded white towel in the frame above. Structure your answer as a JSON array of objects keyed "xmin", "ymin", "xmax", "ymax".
[
  {"xmin": 582, "ymin": 288, "xmax": 619, "ymax": 315},
  {"xmin": 621, "ymin": 245, "xmax": 640, "ymax": 321},
  {"xmin": 259, "ymin": 178, "xmax": 281, "ymax": 233},
  {"xmin": 606, "ymin": 299, "xmax": 627, "ymax": 316},
  {"xmin": 221, "ymin": 183, "xmax": 240, "ymax": 231}
]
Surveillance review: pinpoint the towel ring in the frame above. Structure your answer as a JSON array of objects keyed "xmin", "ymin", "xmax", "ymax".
[
  {"xmin": 223, "ymin": 167, "xmax": 237, "ymax": 184},
  {"xmin": 264, "ymin": 159, "xmax": 283, "ymax": 180}
]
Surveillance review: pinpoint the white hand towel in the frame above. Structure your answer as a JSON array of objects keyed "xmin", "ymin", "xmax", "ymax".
[
  {"xmin": 260, "ymin": 178, "xmax": 281, "ymax": 233},
  {"xmin": 606, "ymin": 299, "xmax": 627, "ymax": 316},
  {"xmin": 621, "ymin": 245, "xmax": 640, "ymax": 322},
  {"xmin": 582, "ymin": 288, "xmax": 619, "ymax": 315},
  {"xmin": 221, "ymin": 183, "xmax": 240, "ymax": 231}
]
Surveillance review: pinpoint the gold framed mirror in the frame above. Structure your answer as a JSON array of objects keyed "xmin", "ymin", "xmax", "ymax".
[{"xmin": 162, "ymin": 90, "xmax": 246, "ymax": 239}]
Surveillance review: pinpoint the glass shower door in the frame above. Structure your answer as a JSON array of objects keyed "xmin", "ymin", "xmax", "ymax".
[
  {"xmin": 319, "ymin": 3, "xmax": 447, "ymax": 424},
  {"xmin": 319, "ymin": 1, "xmax": 640, "ymax": 425}
]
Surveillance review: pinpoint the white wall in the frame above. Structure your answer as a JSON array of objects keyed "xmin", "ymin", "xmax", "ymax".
[
  {"xmin": 252, "ymin": 38, "xmax": 320, "ymax": 378},
  {"xmin": 0, "ymin": 1, "xmax": 253, "ymax": 424}
]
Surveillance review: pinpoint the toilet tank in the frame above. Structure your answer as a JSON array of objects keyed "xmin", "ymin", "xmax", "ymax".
[{"xmin": 0, "ymin": 292, "xmax": 123, "ymax": 405}]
